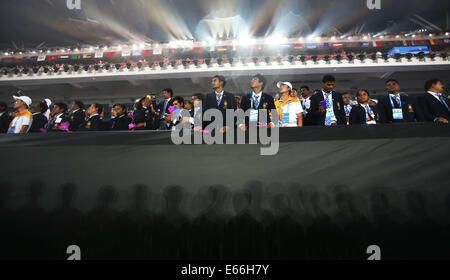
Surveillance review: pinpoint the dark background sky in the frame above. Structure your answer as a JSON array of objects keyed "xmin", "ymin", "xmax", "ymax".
[{"xmin": 0, "ymin": 0, "xmax": 448, "ymax": 50}]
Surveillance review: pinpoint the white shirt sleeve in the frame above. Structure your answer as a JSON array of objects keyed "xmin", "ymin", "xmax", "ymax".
[
  {"xmin": 294, "ymin": 103, "xmax": 303, "ymax": 114},
  {"xmin": 22, "ymin": 116, "xmax": 32, "ymax": 126}
]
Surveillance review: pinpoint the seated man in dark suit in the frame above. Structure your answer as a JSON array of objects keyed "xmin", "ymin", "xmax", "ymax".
[
  {"xmin": 239, "ymin": 74, "xmax": 276, "ymax": 130},
  {"xmin": 30, "ymin": 101, "xmax": 48, "ymax": 133},
  {"xmin": 80, "ymin": 103, "xmax": 105, "ymax": 131},
  {"xmin": 308, "ymin": 75, "xmax": 346, "ymax": 126},
  {"xmin": 109, "ymin": 104, "xmax": 132, "ymax": 131},
  {"xmin": 377, "ymin": 79, "xmax": 424, "ymax": 123},
  {"xmin": 68, "ymin": 100, "xmax": 86, "ymax": 132},
  {"xmin": 0, "ymin": 101, "xmax": 12, "ymax": 133},
  {"xmin": 203, "ymin": 75, "xmax": 237, "ymax": 132},
  {"xmin": 350, "ymin": 89, "xmax": 382, "ymax": 125},
  {"xmin": 190, "ymin": 93, "xmax": 204, "ymax": 131},
  {"xmin": 46, "ymin": 103, "xmax": 69, "ymax": 132},
  {"xmin": 419, "ymin": 78, "xmax": 450, "ymax": 123}
]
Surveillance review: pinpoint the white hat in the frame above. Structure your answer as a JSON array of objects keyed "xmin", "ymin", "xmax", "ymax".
[
  {"xmin": 13, "ymin": 95, "xmax": 32, "ymax": 107},
  {"xmin": 45, "ymin": 98, "xmax": 52, "ymax": 107},
  {"xmin": 277, "ymin": 81, "xmax": 293, "ymax": 91}
]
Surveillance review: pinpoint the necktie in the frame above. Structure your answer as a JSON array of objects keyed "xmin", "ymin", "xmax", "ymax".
[
  {"xmin": 162, "ymin": 100, "xmax": 168, "ymax": 118},
  {"xmin": 438, "ymin": 94, "xmax": 450, "ymax": 112},
  {"xmin": 254, "ymin": 95, "xmax": 259, "ymax": 109},
  {"xmin": 216, "ymin": 94, "xmax": 222, "ymax": 106},
  {"xmin": 366, "ymin": 105, "xmax": 373, "ymax": 121},
  {"xmin": 392, "ymin": 95, "xmax": 401, "ymax": 108}
]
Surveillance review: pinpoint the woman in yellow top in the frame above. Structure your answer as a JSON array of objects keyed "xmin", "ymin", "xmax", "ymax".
[{"xmin": 274, "ymin": 82, "xmax": 303, "ymax": 127}]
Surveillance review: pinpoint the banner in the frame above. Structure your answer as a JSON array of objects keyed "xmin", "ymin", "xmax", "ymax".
[{"xmin": 94, "ymin": 51, "xmax": 103, "ymax": 58}]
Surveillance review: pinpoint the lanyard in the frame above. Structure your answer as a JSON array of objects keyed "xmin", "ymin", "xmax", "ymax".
[
  {"xmin": 278, "ymin": 100, "xmax": 290, "ymax": 122},
  {"xmin": 388, "ymin": 94, "xmax": 402, "ymax": 108}
]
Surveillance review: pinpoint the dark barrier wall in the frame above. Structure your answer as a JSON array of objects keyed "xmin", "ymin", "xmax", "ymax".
[{"xmin": 0, "ymin": 123, "xmax": 449, "ymax": 259}]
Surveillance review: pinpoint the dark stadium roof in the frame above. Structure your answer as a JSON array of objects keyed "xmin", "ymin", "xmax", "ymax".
[{"xmin": 0, "ymin": 0, "xmax": 449, "ymax": 50}]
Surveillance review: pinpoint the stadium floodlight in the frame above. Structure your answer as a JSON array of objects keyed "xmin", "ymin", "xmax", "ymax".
[
  {"xmin": 412, "ymin": 34, "xmax": 416, "ymax": 38},
  {"xmin": 396, "ymin": 35, "xmax": 400, "ymax": 38},
  {"xmin": 446, "ymin": 32, "xmax": 450, "ymax": 36},
  {"xmin": 429, "ymin": 34, "xmax": 433, "ymax": 37},
  {"xmin": 208, "ymin": 38, "xmax": 216, "ymax": 46}
]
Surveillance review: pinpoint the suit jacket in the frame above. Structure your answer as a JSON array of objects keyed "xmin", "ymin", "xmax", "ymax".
[
  {"xmin": 308, "ymin": 91, "xmax": 346, "ymax": 126},
  {"xmin": 349, "ymin": 104, "xmax": 382, "ymax": 125},
  {"xmin": 240, "ymin": 92, "xmax": 276, "ymax": 126},
  {"xmin": 157, "ymin": 98, "xmax": 174, "ymax": 119},
  {"xmin": 80, "ymin": 115, "xmax": 105, "ymax": 131},
  {"xmin": 30, "ymin": 113, "xmax": 48, "ymax": 132},
  {"xmin": 68, "ymin": 109, "xmax": 86, "ymax": 131},
  {"xmin": 203, "ymin": 91, "xmax": 237, "ymax": 127},
  {"xmin": 109, "ymin": 115, "xmax": 132, "ymax": 131},
  {"xmin": 132, "ymin": 107, "xmax": 159, "ymax": 130},
  {"xmin": 46, "ymin": 114, "xmax": 69, "ymax": 132},
  {"xmin": 417, "ymin": 92, "xmax": 450, "ymax": 122},
  {"xmin": 377, "ymin": 94, "xmax": 424, "ymax": 123},
  {"xmin": 0, "ymin": 111, "xmax": 13, "ymax": 133}
]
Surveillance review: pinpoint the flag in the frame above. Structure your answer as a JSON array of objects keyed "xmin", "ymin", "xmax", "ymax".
[
  {"xmin": 2, "ymin": 57, "xmax": 13, "ymax": 63},
  {"xmin": 332, "ymin": 43, "xmax": 343, "ymax": 48},
  {"xmin": 183, "ymin": 48, "xmax": 192, "ymax": 53},
  {"xmin": 430, "ymin": 39, "xmax": 438, "ymax": 45},
  {"xmin": 95, "ymin": 51, "xmax": 103, "ymax": 58},
  {"xmin": 306, "ymin": 43, "xmax": 316, "ymax": 49},
  {"xmin": 385, "ymin": 41, "xmax": 395, "ymax": 47},
  {"xmin": 105, "ymin": 52, "xmax": 116, "ymax": 58},
  {"xmin": 402, "ymin": 40, "xmax": 409, "ymax": 46},
  {"xmin": 121, "ymin": 50, "xmax": 131, "ymax": 57},
  {"xmin": 153, "ymin": 48, "xmax": 162, "ymax": 55},
  {"xmin": 59, "ymin": 54, "xmax": 70, "ymax": 59},
  {"xmin": 361, "ymin": 42, "xmax": 370, "ymax": 47},
  {"xmin": 216, "ymin": 46, "xmax": 229, "ymax": 51},
  {"xmin": 14, "ymin": 57, "xmax": 24, "ymax": 63},
  {"xmin": 142, "ymin": 49, "xmax": 152, "ymax": 56},
  {"xmin": 37, "ymin": 54, "xmax": 46, "ymax": 61},
  {"xmin": 132, "ymin": 50, "xmax": 142, "ymax": 56},
  {"xmin": 26, "ymin": 56, "xmax": 37, "ymax": 62},
  {"xmin": 375, "ymin": 41, "xmax": 384, "ymax": 47},
  {"xmin": 193, "ymin": 47, "xmax": 203, "ymax": 53},
  {"xmin": 318, "ymin": 43, "xmax": 329, "ymax": 48},
  {"xmin": 47, "ymin": 55, "xmax": 58, "ymax": 61},
  {"xmin": 412, "ymin": 40, "xmax": 425, "ymax": 46},
  {"xmin": 71, "ymin": 54, "xmax": 81, "ymax": 59},
  {"xmin": 83, "ymin": 53, "xmax": 93, "ymax": 59},
  {"xmin": 293, "ymin": 43, "xmax": 304, "ymax": 49}
]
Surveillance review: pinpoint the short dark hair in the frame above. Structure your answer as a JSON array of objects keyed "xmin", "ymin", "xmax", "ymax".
[
  {"xmin": 173, "ymin": 96, "xmax": 185, "ymax": 107},
  {"xmin": 37, "ymin": 101, "xmax": 48, "ymax": 114},
  {"xmin": 253, "ymin": 74, "xmax": 266, "ymax": 90},
  {"xmin": 74, "ymin": 100, "xmax": 84, "ymax": 109},
  {"xmin": 322, "ymin": 75, "xmax": 336, "ymax": 83},
  {"xmin": 92, "ymin": 103, "xmax": 103, "ymax": 115},
  {"xmin": 357, "ymin": 89, "xmax": 370, "ymax": 96},
  {"xmin": 385, "ymin": 79, "xmax": 399, "ymax": 85},
  {"xmin": 292, "ymin": 88, "xmax": 298, "ymax": 92},
  {"xmin": 300, "ymin": 85, "xmax": 310, "ymax": 91},
  {"xmin": 114, "ymin": 104, "xmax": 127, "ymax": 112},
  {"xmin": 0, "ymin": 101, "xmax": 7, "ymax": 110},
  {"xmin": 184, "ymin": 100, "xmax": 193, "ymax": 106},
  {"xmin": 342, "ymin": 92, "xmax": 351, "ymax": 96},
  {"xmin": 192, "ymin": 93, "xmax": 204, "ymax": 101},
  {"xmin": 163, "ymin": 88, "xmax": 173, "ymax": 97},
  {"xmin": 54, "ymin": 102, "xmax": 68, "ymax": 113},
  {"xmin": 213, "ymin": 75, "xmax": 227, "ymax": 88},
  {"xmin": 424, "ymin": 78, "xmax": 441, "ymax": 91}
]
